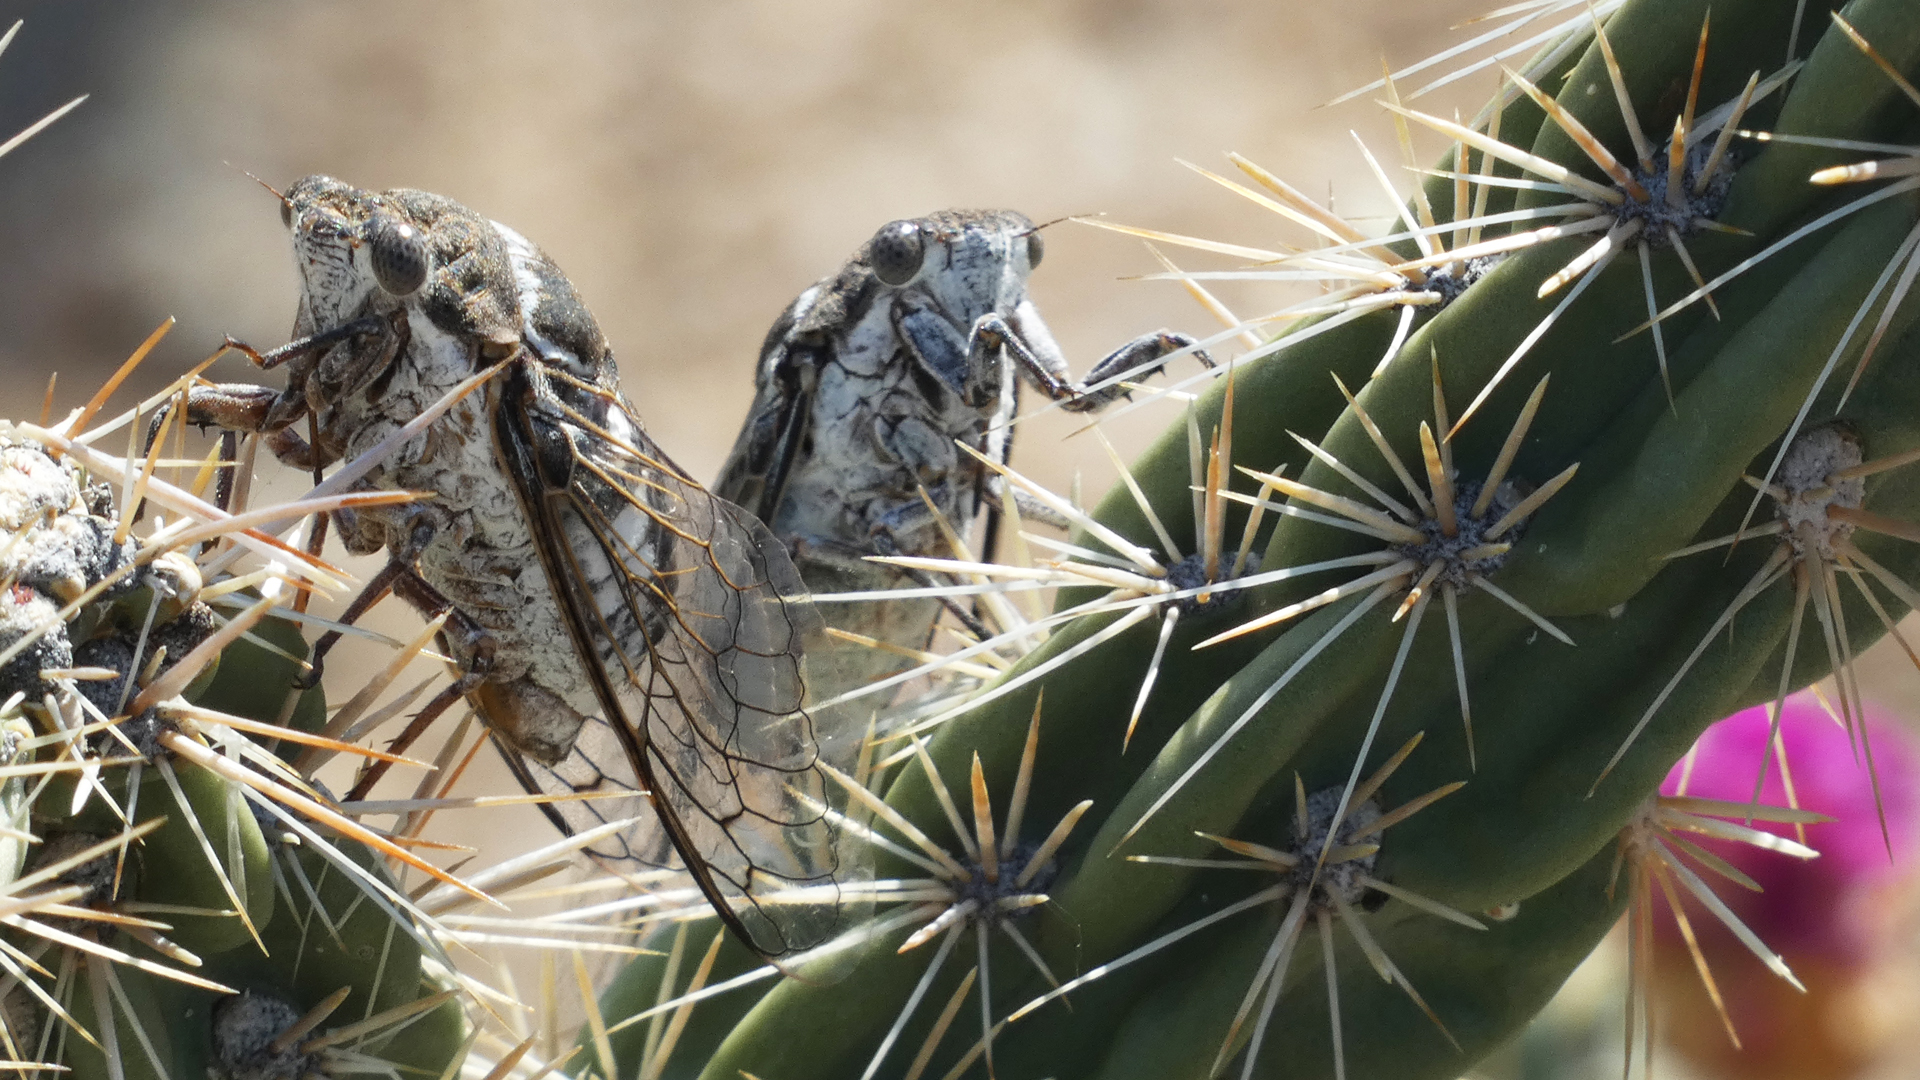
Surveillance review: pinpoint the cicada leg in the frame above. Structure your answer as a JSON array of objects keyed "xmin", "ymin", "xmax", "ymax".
[
  {"xmin": 1057, "ymin": 327, "xmax": 1214, "ymax": 412},
  {"xmin": 292, "ymin": 500, "xmax": 442, "ymax": 690},
  {"xmin": 291, "ymin": 562, "xmax": 399, "ymax": 692},
  {"xmin": 141, "ymin": 375, "xmax": 341, "ymax": 522},
  {"xmin": 342, "ymin": 565, "xmax": 496, "ymax": 801},
  {"xmin": 145, "ymin": 313, "xmax": 404, "ymax": 474},
  {"xmin": 978, "ymin": 301, "xmax": 1213, "ymax": 412}
]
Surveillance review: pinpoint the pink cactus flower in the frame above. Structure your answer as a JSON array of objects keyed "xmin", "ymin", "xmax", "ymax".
[
  {"xmin": 1660, "ymin": 691, "xmax": 1920, "ymax": 960},
  {"xmin": 1653, "ymin": 691, "xmax": 1920, "ymax": 1079}
]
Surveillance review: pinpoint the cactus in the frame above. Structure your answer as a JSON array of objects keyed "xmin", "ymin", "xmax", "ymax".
[
  {"xmin": 601, "ymin": 5, "xmax": 1920, "ymax": 1080},
  {"xmin": 0, "ymin": 425, "xmax": 479, "ymax": 1079},
  {"xmin": 5, "ymin": 3, "xmax": 1920, "ymax": 1080},
  {"xmin": 0, "ymin": 403, "xmax": 673, "ymax": 1078}
]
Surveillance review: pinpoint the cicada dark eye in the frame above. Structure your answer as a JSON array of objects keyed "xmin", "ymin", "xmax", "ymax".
[
  {"xmin": 869, "ymin": 219, "xmax": 926, "ymax": 287},
  {"xmin": 368, "ymin": 214, "xmax": 431, "ymax": 297},
  {"xmin": 279, "ymin": 199, "xmax": 294, "ymax": 229},
  {"xmin": 1025, "ymin": 231, "xmax": 1044, "ymax": 270}
]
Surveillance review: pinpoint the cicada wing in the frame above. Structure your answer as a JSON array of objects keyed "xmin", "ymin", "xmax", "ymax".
[
  {"xmin": 493, "ymin": 359, "xmax": 866, "ymax": 958},
  {"xmin": 711, "ymin": 321, "xmax": 817, "ymax": 524},
  {"xmin": 491, "ymin": 724, "xmax": 663, "ymax": 866}
]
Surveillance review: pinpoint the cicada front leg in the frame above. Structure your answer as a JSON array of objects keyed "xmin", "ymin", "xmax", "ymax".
[
  {"xmin": 987, "ymin": 298, "xmax": 1212, "ymax": 412},
  {"xmin": 144, "ymin": 313, "xmax": 395, "ymax": 516},
  {"xmin": 1059, "ymin": 327, "xmax": 1213, "ymax": 411},
  {"xmin": 143, "ymin": 383, "xmax": 304, "ymax": 511}
]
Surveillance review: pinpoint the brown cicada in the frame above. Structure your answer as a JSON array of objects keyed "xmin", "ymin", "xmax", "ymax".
[{"xmin": 169, "ymin": 176, "xmax": 851, "ymax": 957}]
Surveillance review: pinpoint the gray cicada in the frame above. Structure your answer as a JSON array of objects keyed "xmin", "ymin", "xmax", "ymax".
[
  {"xmin": 170, "ymin": 176, "xmax": 845, "ymax": 957},
  {"xmin": 715, "ymin": 210, "xmax": 1209, "ymax": 700}
]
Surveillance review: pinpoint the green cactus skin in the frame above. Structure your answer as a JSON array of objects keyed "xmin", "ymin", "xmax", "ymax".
[
  {"xmin": 234, "ymin": 837, "xmax": 423, "ymax": 1030},
  {"xmin": 34, "ymin": 758, "xmax": 277, "ymax": 961},
  {"xmin": 129, "ymin": 760, "xmax": 277, "ymax": 958},
  {"xmin": 170, "ymin": 611, "xmax": 472, "ymax": 1071},
  {"xmin": 1061, "ymin": 845, "xmax": 1624, "ymax": 1080},
  {"xmin": 61, "ymin": 962, "xmax": 190, "ymax": 1080},
  {"xmin": 191, "ymin": 627, "xmax": 474, "ymax": 1070},
  {"xmin": 1501, "ymin": 197, "xmax": 1920, "ymax": 613},
  {"xmin": 591, "ymin": 922, "xmax": 765, "ymax": 1080},
  {"xmin": 179, "ymin": 829, "xmax": 468, "ymax": 1076},
  {"xmin": 1086, "ymin": 311, "xmax": 1400, "ymax": 564},
  {"xmin": 664, "ymin": 5, "xmax": 1920, "ymax": 1080},
  {"xmin": 388, "ymin": 987, "xmax": 470, "ymax": 1075},
  {"xmin": 185, "ymin": 612, "xmax": 328, "ymax": 747},
  {"xmin": 0, "ymin": 451, "xmax": 466, "ymax": 1079},
  {"xmin": 1714, "ymin": 0, "xmax": 1920, "ymax": 240}
]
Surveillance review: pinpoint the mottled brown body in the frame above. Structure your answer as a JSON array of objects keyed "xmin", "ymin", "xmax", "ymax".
[{"xmin": 178, "ymin": 176, "xmax": 847, "ymax": 957}]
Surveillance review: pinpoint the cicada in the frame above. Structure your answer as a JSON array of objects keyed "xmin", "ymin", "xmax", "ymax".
[
  {"xmin": 715, "ymin": 210, "xmax": 1209, "ymax": 700},
  {"xmin": 172, "ymin": 176, "xmax": 847, "ymax": 957}
]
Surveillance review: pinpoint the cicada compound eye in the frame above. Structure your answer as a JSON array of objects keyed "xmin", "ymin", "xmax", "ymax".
[
  {"xmin": 869, "ymin": 219, "xmax": 926, "ymax": 287},
  {"xmin": 1025, "ymin": 230, "xmax": 1044, "ymax": 270},
  {"xmin": 367, "ymin": 214, "xmax": 432, "ymax": 297}
]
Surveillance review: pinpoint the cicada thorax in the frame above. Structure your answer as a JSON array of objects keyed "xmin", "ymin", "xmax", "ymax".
[
  {"xmin": 779, "ymin": 337, "xmax": 1007, "ymax": 701},
  {"xmin": 717, "ymin": 216, "xmax": 1040, "ymax": 708},
  {"xmin": 333, "ymin": 328, "xmax": 615, "ymax": 767}
]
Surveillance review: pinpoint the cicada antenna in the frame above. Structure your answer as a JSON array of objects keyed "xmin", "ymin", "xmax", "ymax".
[{"xmin": 224, "ymin": 160, "xmax": 291, "ymax": 210}]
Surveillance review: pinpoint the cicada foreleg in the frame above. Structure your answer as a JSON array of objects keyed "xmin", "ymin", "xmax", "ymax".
[
  {"xmin": 985, "ymin": 300, "xmax": 1213, "ymax": 412},
  {"xmin": 1064, "ymin": 327, "xmax": 1214, "ymax": 411},
  {"xmin": 219, "ymin": 314, "xmax": 394, "ymax": 374},
  {"xmin": 139, "ymin": 382, "xmax": 319, "ymax": 525},
  {"xmin": 139, "ymin": 314, "xmax": 399, "ymax": 510},
  {"xmin": 151, "ymin": 311, "xmax": 407, "ymax": 475}
]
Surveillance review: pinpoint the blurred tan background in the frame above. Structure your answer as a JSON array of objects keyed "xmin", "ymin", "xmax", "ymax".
[{"xmin": 0, "ymin": 0, "xmax": 1486, "ymax": 486}]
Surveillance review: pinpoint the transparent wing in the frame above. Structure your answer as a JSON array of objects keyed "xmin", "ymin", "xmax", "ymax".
[
  {"xmin": 492, "ymin": 358, "xmax": 862, "ymax": 957},
  {"xmin": 493, "ymin": 725, "xmax": 664, "ymax": 865}
]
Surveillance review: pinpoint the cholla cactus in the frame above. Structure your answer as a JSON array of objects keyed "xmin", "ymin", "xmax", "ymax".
[
  {"xmin": 10, "ymin": 3, "xmax": 1920, "ymax": 1080},
  {"xmin": 618, "ymin": 4, "xmax": 1920, "ymax": 1080},
  {"xmin": 0, "ymin": 417, "xmax": 470, "ymax": 1078}
]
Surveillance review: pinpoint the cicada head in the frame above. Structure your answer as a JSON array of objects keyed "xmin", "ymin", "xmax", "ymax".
[
  {"xmin": 867, "ymin": 208, "xmax": 1039, "ymax": 329},
  {"xmin": 283, "ymin": 175, "xmax": 410, "ymax": 333},
  {"xmin": 281, "ymin": 175, "xmax": 521, "ymax": 363}
]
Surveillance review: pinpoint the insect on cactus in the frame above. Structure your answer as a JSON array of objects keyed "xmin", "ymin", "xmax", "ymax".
[
  {"xmin": 636, "ymin": 4, "xmax": 1920, "ymax": 1079},
  {"xmin": 7, "ymin": 2, "xmax": 1920, "ymax": 1080}
]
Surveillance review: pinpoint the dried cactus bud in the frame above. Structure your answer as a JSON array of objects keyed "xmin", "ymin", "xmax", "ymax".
[{"xmin": 209, "ymin": 992, "xmax": 316, "ymax": 1080}]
